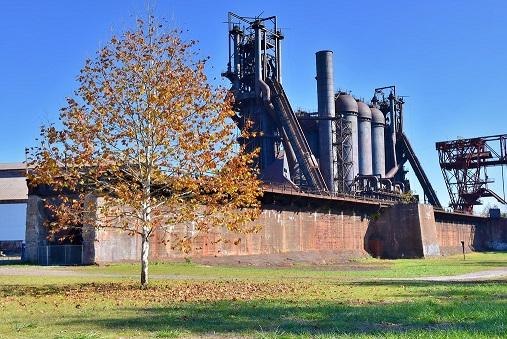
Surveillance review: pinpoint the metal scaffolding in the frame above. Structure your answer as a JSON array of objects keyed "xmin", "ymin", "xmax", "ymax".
[{"xmin": 333, "ymin": 115, "xmax": 353, "ymax": 193}]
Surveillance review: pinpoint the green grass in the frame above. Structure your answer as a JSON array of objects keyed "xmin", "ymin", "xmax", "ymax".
[
  {"xmin": 0, "ymin": 252, "xmax": 506, "ymax": 338},
  {"xmin": 70, "ymin": 251, "xmax": 507, "ymax": 280}
]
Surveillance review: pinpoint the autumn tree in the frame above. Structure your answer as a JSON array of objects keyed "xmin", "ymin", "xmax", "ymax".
[{"xmin": 28, "ymin": 18, "xmax": 262, "ymax": 287}]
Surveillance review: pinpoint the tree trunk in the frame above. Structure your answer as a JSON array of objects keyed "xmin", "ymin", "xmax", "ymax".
[{"xmin": 140, "ymin": 233, "xmax": 150, "ymax": 288}]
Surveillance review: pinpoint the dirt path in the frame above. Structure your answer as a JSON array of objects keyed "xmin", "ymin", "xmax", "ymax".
[
  {"xmin": 0, "ymin": 266, "xmax": 101, "ymax": 277},
  {"xmin": 0, "ymin": 266, "xmax": 217, "ymax": 280},
  {"xmin": 0, "ymin": 266, "xmax": 201, "ymax": 280},
  {"xmin": 373, "ymin": 268, "xmax": 507, "ymax": 282},
  {"xmin": 404, "ymin": 268, "xmax": 507, "ymax": 282},
  {"xmin": 1, "ymin": 266, "xmax": 506, "ymax": 282}
]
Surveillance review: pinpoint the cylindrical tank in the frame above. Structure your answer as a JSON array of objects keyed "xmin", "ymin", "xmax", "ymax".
[
  {"xmin": 316, "ymin": 51, "xmax": 335, "ymax": 192},
  {"xmin": 371, "ymin": 106, "xmax": 385, "ymax": 177},
  {"xmin": 357, "ymin": 101, "xmax": 372, "ymax": 176},
  {"xmin": 336, "ymin": 93, "xmax": 358, "ymax": 190}
]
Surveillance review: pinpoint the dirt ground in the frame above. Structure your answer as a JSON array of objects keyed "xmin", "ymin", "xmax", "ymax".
[
  {"xmin": 2, "ymin": 265, "xmax": 507, "ymax": 282},
  {"xmin": 187, "ymin": 250, "xmax": 377, "ymax": 270}
]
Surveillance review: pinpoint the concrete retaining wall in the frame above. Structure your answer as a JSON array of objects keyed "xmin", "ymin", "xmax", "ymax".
[
  {"xmin": 24, "ymin": 192, "xmax": 507, "ymax": 264},
  {"xmin": 475, "ymin": 218, "xmax": 507, "ymax": 251},
  {"xmin": 434, "ymin": 220, "xmax": 476, "ymax": 255},
  {"xmin": 92, "ymin": 204, "xmax": 371, "ymax": 263},
  {"xmin": 24, "ymin": 195, "xmax": 47, "ymax": 263},
  {"xmin": 154, "ymin": 206, "xmax": 369, "ymax": 261},
  {"xmin": 365, "ymin": 204, "xmax": 441, "ymax": 259}
]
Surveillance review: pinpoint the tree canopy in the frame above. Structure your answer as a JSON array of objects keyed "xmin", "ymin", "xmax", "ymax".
[{"xmin": 28, "ymin": 18, "xmax": 262, "ymax": 286}]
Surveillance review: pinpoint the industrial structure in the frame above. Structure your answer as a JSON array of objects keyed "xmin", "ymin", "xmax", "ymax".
[
  {"xmin": 437, "ymin": 134, "xmax": 507, "ymax": 213},
  {"xmin": 4, "ymin": 12, "xmax": 506, "ymax": 265},
  {"xmin": 223, "ymin": 12, "xmax": 441, "ymax": 207}
]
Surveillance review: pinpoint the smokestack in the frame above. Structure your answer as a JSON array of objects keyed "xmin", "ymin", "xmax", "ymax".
[{"xmin": 316, "ymin": 51, "xmax": 336, "ymax": 192}]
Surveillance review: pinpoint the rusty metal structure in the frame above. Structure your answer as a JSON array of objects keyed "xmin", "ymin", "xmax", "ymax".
[{"xmin": 436, "ymin": 134, "xmax": 507, "ymax": 213}]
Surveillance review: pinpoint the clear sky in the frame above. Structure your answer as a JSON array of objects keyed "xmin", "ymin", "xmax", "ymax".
[{"xmin": 1, "ymin": 0, "xmax": 507, "ymax": 239}]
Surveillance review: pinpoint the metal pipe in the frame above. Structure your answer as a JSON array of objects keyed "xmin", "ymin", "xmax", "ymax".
[
  {"xmin": 262, "ymin": 29, "xmax": 267, "ymax": 80},
  {"xmin": 355, "ymin": 175, "xmax": 380, "ymax": 190},
  {"xmin": 385, "ymin": 163, "xmax": 402, "ymax": 179},
  {"xmin": 276, "ymin": 31, "xmax": 283, "ymax": 83},
  {"xmin": 380, "ymin": 178, "xmax": 393, "ymax": 192},
  {"xmin": 227, "ymin": 12, "xmax": 232, "ymax": 74},
  {"xmin": 253, "ymin": 20, "xmax": 263, "ymax": 95},
  {"xmin": 230, "ymin": 25, "xmax": 242, "ymax": 91},
  {"xmin": 394, "ymin": 181, "xmax": 405, "ymax": 193},
  {"xmin": 258, "ymin": 79, "xmax": 271, "ymax": 102},
  {"xmin": 316, "ymin": 51, "xmax": 336, "ymax": 192},
  {"xmin": 388, "ymin": 92, "xmax": 397, "ymax": 170},
  {"xmin": 399, "ymin": 97, "xmax": 404, "ymax": 133}
]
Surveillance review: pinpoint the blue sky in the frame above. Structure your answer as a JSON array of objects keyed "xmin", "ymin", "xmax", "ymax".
[{"xmin": 1, "ymin": 0, "xmax": 506, "ymax": 239}]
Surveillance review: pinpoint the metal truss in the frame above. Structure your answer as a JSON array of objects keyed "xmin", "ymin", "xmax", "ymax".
[
  {"xmin": 333, "ymin": 115, "xmax": 353, "ymax": 193},
  {"xmin": 436, "ymin": 134, "xmax": 507, "ymax": 212}
]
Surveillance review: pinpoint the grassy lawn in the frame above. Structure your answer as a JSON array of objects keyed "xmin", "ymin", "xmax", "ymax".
[{"xmin": 0, "ymin": 252, "xmax": 506, "ymax": 338}]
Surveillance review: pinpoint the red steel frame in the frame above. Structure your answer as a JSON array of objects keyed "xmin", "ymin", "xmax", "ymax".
[{"xmin": 436, "ymin": 134, "xmax": 507, "ymax": 213}]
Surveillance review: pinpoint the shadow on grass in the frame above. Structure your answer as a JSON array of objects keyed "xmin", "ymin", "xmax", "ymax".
[{"xmin": 57, "ymin": 292, "xmax": 506, "ymax": 336}]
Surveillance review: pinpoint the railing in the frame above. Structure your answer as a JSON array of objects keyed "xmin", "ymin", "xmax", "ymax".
[
  {"xmin": 262, "ymin": 182, "xmax": 402, "ymax": 205},
  {"xmin": 37, "ymin": 245, "xmax": 83, "ymax": 266}
]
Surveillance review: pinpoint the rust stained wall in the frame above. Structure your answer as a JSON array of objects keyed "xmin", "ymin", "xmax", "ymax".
[
  {"xmin": 365, "ymin": 204, "xmax": 441, "ymax": 259},
  {"xmin": 89, "ymin": 204, "xmax": 506, "ymax": 263},
  {"xmin": 435, "ymin": 220, "xmax": 475, "ymax": 255},
  {"xmin": 26, "ymin": 192, "xmax": 507, "ymax": 264},
  {"xmin": 146, "ymin": 205, "xmax": 370, "ymax": 262},
  {"xmin": 366, "ymin": 203, "xmax": 425, "ymax": 259},
  {"xmin": 434, "ymin": 214, "xmax": 507, "ymax": 254}
]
